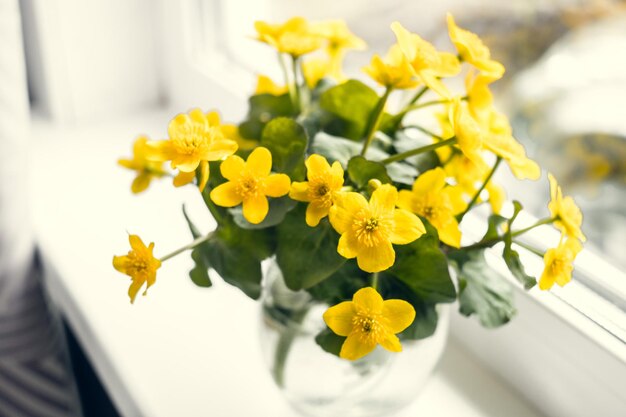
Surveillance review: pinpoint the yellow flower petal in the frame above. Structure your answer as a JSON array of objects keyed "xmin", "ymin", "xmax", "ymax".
[
  {"xmin": 247, "ymin": 147, "xmax": 272, "ymax": 178},
  {"xmin": 357, "ymin": 242, "xmax": 395, "ymax": 273},
  {"xmin": 390, "ymin": 209, "xmax": 425, "ymax": 245},
  {"xmin": 412, "ymin": 167, "xmax": 446, "ymax": 195},
  {"xmin": 131, "ymin": 173, "xmax": 151, "ymax": 194},
  {"xmin": 323, "ymin": 301, "xmax": 355, "ymax": 336},
  {"xmin": 112, "ymin": 255, "xmax": 129, "ymax": 273},
  {"xmin": 205, "ymin": 139, "xmax": 239, "ymax": 161},
  {"xmin": 289, "ymin": 181, "xmax": 310, "ymax": 202},
  {"xmin": 379, "ymin": 333, "xmax": 402, "ymax": 353},
  {"xmin": 128, "ymin": 280, "xmax": 144, "ymax": 304},
  {"xmin": 220, "ymin": 155, "xmax": 246, "ymax": 181},
  {"xmin": 173, "ymin": 170, "xmax": 196, "ymax": 187},
  {"xmin": 382, "ymin": 299, "xmax": 416, "ymax": 334},
  {"xmin": 198, "ymin": 160, "xmax": 210, "ymax": 191},
  {"xmin": 370, "ymin": 184, "xmax": 397, "ymax": 215},
  {"xmin": 383, "ymin": 300, "xmax": 415, "ymax": 333},
  {"xmin": 353, "ymin": 287, "xmax": 384, "ymax": 312},
  {"xmin": 144, "ymin": 140, "xmax": 174, "ymax": 162},
  {"xmin": 337, "ymin": 233, "xmax": 359, "ymax": 259},
  {"xmin": 210, "ymin": 182, "xmax": 243, "ymax": 207},
  {"xmin": 243, "ymin": 194, "xmax": 269, "ymax": 224},
  {"xmin": 329, "ymin": 192, "xmax": 368, "ymax": 234},
  {"xmin": 340, "ymin": 333, "xmax": 377, "ymax": 361},
  {"xmin": 306, "ymin": 153, "xmax": 332, "ymax": 176},
  {"xmin": 306, "ymin": 202, "xmax": 330, "ymax": 227},
  {"xmin": 438, "ymin": 220, "xmax": 462, "ymax": 248},
  {"xmin": 264, "ymin": 173, "xmax": 291, "ymax": 197}
]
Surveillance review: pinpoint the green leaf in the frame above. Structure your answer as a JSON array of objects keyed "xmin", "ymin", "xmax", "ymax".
[
  {"xmin": 347, "ymin": 156, "xmax": 391, "ymax": 189},
  {"xmin": 204, "ymin": 218, "xmax": 274, "ymax": 299},
  {"xmin": 389, "ymin": 220, "xmax": 456, "ymax": 303},
  {"xmin": 307, "ymin": 260, "xmax": 368, "ymax": 306},
  {"xmin": 456, "ymin": 250, "xmax": 516, "ymax": 327},
  {"xmin": 239, "ymin": 93, "xmax": 295, "ymax": 140},
  {"xmin": 502, "ymin": 201, "xmax": 536, "ymax": 290},
  {"xmin": 181, "ymin": 205, "xmax": 212, "ymax": 288},
  {"xmin": 276, "ymin": 204, "xmax": 346, "ymax": 291},
  {"xmin": 189, "ymin": 248, "xmax": 212, "ymax": 288},
  {"xmin": 320, "ymin": 80, "xmax": 379, "ymax": 140},
  {"xmin": 483, "ymin": 214, "xmax": 508, "ymax": 242},
  {"xmin": 315, "ymin": 328, "xmax": 346, "ymax": 357},
  {"xmin": 230, "ymin": 196, "xmax": 297, "ymax": 230},
  {"xmin": 260, "ymin": 117, "xmax": 308, "ymax": 177},
  {"xmin": 380, "ymin": 275, "xmax": 438, "ymax": 340},
  {"xmin": 502, "ymin": 244, "xmax": 537, "ymax": 290},
  {"xmin": 310, "ymin": 132, "xmax": 388, "ymax": 168},
  {"xmin": 385, "ymin": 161, "xmax": 418, "ymax": 186},
  {"xmin": 206, "ymin": 232, "xmax": 262, "ymax": 299}
]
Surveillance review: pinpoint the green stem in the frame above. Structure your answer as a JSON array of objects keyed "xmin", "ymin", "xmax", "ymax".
[
  {"xmin": 381, "ymin": 137, "xmax": 457, "ymax": 164},
  {"xmin": 291, "ymin": 55, "xmax": 301, "ymax": 114},
  {"xmin": 159, "ymin": 232, "xmax": 214, "ymax": 262},
  {"xmin": 513, "ymin": 240, "xmax": 545, "ymax": 257},
  {"xmin": 510, "ymin": 217, "xmax": 557, "ymax": 239},
  {"xmin": 403, "ymin": 125, "xmax": 445, "ymax": 141},
  {"xmin": 361, "ymin": 87, "xmax": 393, "ymax": 157},
  {"xmin": 457, "ymin": 157, "xmax": 503, "ymax": 222},
  {"xmin": 279, "ymin": 53, "xmax": 297, "ymax": 111},
  {"xmin": 273, "ymin": 308, "xmax": 309, "ymax": 388},
  {"xmin": 407, "ymin": 86, "xmax": 428, "ymax": 106},
  {"xmin": 456, "ymin": 217, "xmax": 557, "ymax": 252},
  {"xmin": 371, "ymin": 272, "xmax": 380, "ymax": 291}
]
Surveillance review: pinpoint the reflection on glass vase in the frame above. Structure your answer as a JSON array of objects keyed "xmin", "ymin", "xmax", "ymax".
[{"xmin": 259, "ymin": 261, "xmax": 450, "ymax": 417}]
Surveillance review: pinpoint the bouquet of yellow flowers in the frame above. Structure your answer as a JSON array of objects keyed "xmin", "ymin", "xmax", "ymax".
[{"xmin": 113, "ymin": 15, "xmax": 585, "ymax": 362}]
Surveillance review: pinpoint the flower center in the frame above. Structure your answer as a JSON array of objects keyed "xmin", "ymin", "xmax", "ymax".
[
  {"xmin": 237, "ymin": 174, "xmax": 261, "ymax": 199},
  {"xmin": 353, "ymin": 210, "xmax": 390, "ymax": 248},
  {"xmin": 364, "ymin": 218, "xmax": 379, "ymax": 232},
  {"xmin": 308, "ymin": 177, "xmax": 334, "ymax": 207},
  {"xmin": 353, "ymin": 312, "xmax": 383, "ymax": 343},
  {"xmin": 549, "ymin": 258, "xmax": 565, "ymax": 276},
  {"xmin": 127, "ymin": 254, "xmax": 149, "ymax": 277}
]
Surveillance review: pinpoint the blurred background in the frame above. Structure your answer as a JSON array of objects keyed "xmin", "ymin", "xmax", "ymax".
[{"xmin": 1, "ymin": 0, "xmax": 625, "ymax": 416}]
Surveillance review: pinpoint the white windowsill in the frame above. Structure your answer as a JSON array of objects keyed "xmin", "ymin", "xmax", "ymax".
[{"xmin": 28, "ymin": 108, "xmax": 545, "ymax": 417}]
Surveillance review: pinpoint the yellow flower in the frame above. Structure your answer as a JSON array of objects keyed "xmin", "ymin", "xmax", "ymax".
[
  {"xmin": 254, "ymin": 17, "xmax": 322, "ymax": 57},
  {"xmin": 447, "ymin": 13, "xmax": 505, "ymax": 82},
  {"xmin": 255, "ymin": 74, "xmax": 288, "ymax": 96},
  {"xmin": 118, "ymin": 136, "xmax": 166, "ymax": 194},
  {"xmin": 313, "ymin": 20, "xmax": 366, "ymax": 79},
  {"xmin": 146, "ymin": 109, "xmax": 238, "ymax": 191},
  {"xmin": 302, "ymin": 58, "xmax": 333, "ymax": 88},
  {"xmin": 449, "ymin": 97, "xmax": 484, "ymax": 165},
  {"xmin": 329, "ymin": 184, "xmax": 425, "ymax": 273},
  {"xmin": 210, "ymin": 147, "xmax": 291, "ymax": 224},
  {"xmin": 289, "ymin": 154, "xmax": 344, "ymax": 226},
  {"xmin": 539, "ymin": 238, "xmax": 583, "ymax": 290},
  {"xmin": 323, "ymin": 287, "xmax": 416, "ymax": 361},
  {"xmin": 548, "ymin": 174, "xmax": 586, "ymax": 242},
  {"xmin": 397, "ymin": 168, "xmax": 465, "ymax": 248},
  {"xmin": 363, "ymin": 45, "xmax": 419, "ymax": 90},
  {"xmin": 483, "ymin": 112, "xmax": 540, "ymax": 180},
  {"xmin": 113, "ymin": 235, "xmax": 161, "ymax": 304},
  {"xmin": 391, "ymin": 21, "xmax": 461, "ymax": 98}
]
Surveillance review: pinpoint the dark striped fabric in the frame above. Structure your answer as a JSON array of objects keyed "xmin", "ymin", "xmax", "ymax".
[{"xmin": 0, "ymin": 260, "xmax": 83, "ymax": 417}]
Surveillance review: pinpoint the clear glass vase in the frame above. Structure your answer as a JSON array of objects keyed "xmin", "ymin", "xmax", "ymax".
[{"xmin": 259, "ymin": 261, "xmax": 450, "ymax": 417}]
